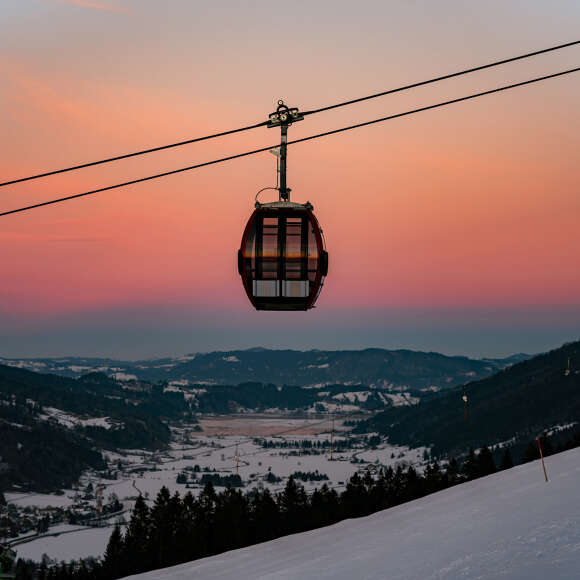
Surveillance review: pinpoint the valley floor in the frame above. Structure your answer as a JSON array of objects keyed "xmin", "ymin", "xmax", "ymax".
[{"xmin": 127, "ymin": 447, "xmax": 580, "ymax": 580}]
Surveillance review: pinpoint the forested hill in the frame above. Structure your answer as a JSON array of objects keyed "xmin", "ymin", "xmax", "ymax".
[
  {"xmin": 0, "ymin": 365, "xmax": 189, "ymax": 491},
  {"xmin": 0, "ymin": 348, "xmax": 526, "ymax": 389},
  {"xmin": 359, "ymin": 340, "xmax": 580, "ymax": 456}
]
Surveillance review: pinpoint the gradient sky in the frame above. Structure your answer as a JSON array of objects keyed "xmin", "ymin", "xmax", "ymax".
[{"xmin": 1, "ymin": 0, "xmax": 579, "ymax": 359}]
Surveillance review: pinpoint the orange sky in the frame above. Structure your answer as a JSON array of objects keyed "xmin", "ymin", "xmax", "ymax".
[{"xmin": 1, "ymin": 0, "xmax": 579, "ymax": 357}]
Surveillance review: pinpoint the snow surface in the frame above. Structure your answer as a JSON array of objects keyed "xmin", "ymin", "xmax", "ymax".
[
  {"xmin": 383, "ymin": 392, "xmax": 420, "ymax": 406},
  {"xmin": 128, "ymin": 447, "xmax": 580, "ymax": 580},
  {"xmin": 16, "ymin": 526, "xmax": 113, "ymax": 562},
  {"xmin": 6, "ymin": 493, "xmax": 76, "ymax": 508},
  {"xmin": 111, "ymin": 372, "xmax": 138, "ymax": 381},
  {"xmin": 37, "ymin": 407, "xmax": 115, "ymax": 430}
]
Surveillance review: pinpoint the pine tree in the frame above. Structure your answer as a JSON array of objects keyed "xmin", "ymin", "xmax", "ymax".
[
  {"xmin": 424, "ymin": 461, "xmax": 443, "ymax": 492},
  {"xmin": 523, "ymin": 441, "xmax": 539, "ymax": 463},
  {"xmin": 499, "ymin": 448, "xmax": 514, "ymax": 470},
  {"xmin": 539, "ymin": 433, "xmax": 554, "ymax": 456},
  {"xmin": 149, "ymin": 486, "xmax": 175, "ymax": 569},
  {"xmin": 194, "ymin": 482, "xmax": 217, "ymax": 557},
  {"xmin": 461, "ymin": 448, "xmax": 478, "ymax": 480},
  {"xmin": 38, "ymin": 556, "xmax": 49, "ymax": 580},
  {"xmin": 340, "ymin": 472, "xmax": 367, "ymax": 518},
  {"xmin": 213, "ymin": 487, "xmax": 248, "ymax": 553},
  {"xmin": 444, "ymin": 457, "xmax": 460, "ymax": 485},
  {"xmin": 76, "ymin": 558, "xmax": 91, "ymax": 580},
  {"xmin": 249, "ymin": 489, "xmax": 280, "ymax": 544},
  {"xmin": 279, "ymin": 476, "xmax": 308, "ymax": 535},
  {"xmin": 391, "ymin": 465, "xmax": 405, "ymax": 504},
  {"xmin": 476, "ymin": 446, "xmax": 496, "ymax": 477},
  {"xmin": 102, "ymin": 524, "xmax": 124, "ymax": 579},
  {"xmin": 123, "ymin": 494, "xmax": 151, "ymax": 575},
  {"xmin": 172, "ymin": 491, "xmax": 196, "ymax": 563},
  {"xmin": 309, "ymin": 488, "xmax": 327, "ymax": 530},
  {"xmin": 403, "ymin": 466, "xmax": 424, "ymax": 501}
]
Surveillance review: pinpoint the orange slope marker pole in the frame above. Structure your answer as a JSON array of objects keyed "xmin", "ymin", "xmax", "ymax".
[{"xmin": 536, "ymin": 437, "xmax": 549, "ymax": 482}]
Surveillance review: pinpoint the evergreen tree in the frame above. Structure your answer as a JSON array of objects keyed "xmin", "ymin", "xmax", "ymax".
[
  {"xmin": 461, "ymin": 448, "xmax": 478, "ymax": 480},
  {"xmin": 279, "ymin": 476, "xmax": 308, "ymax": 535},
  {"xmin": 368, "ymin": 470, "xmax": 388, "ymax": 513},
  {"xmin": 123, "ymin": 494, "xmax": 151, "ymax": 575},
  {"xmin": 76, "ymin": 560, "xmax": 91, "ymax": 580},
  {"xmin": 195, "ymin": 482, "xmax": 217, "ymax": 557},
  {"xmin": 378, "ymin": 466, "xmax": 397, "ymax": 508},
  {"xmin": 102, "ymin": 524, "xmax": 124, "ymax": 579},
  {"xmin": 149, "ymin": 486, "xmax": 177, "ymax": 569},
  {"xmin": 213, "ymin": 487, "xmax": 248, "ymax": 553},
  {"xmin": 38, "ymin": 556, "xmax": 49, "ymax": 580},
  {"xmin": 403, "ymin": 466, "xmax": 424, "ymax": 501},
  {"xmin": 499, "ymin": 448, "xmax": 514, "ymax": 470},
  {"xmin": 340, "ymin": 472, "xmax": 367, "ymax": 518},
  {"xmin": 523, "ymin": 441, "xmax": 540, "ymax": 463},
  {"xmin": 309, "ymin": 487, "xmax": 329, "ymax": 529},
  {"xmin": 538, "ymin": 433, "xmax": 554, "ymax": 456},
  {"xmin": 172, "ymin": 491, "xmax": 197, "ymax": 564},
  {"xmin": 476, "ymin": 446, "xmax": 496, "ymax": 477},
  {"xmin": 424, "ymin": 461, "xmax": 443, "ymax": 492},
  {"xmin": 248, "ymin": 489, "xmax": 280, "ymax": 544},
  {"xmin": 444, "ymin": 457, "xmax": 460, "ymax": 485}
]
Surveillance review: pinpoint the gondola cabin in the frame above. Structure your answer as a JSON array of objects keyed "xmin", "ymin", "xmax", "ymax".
[{"xmin": 238, "ymin": 201, "xmax": 328, "ymax": 310}]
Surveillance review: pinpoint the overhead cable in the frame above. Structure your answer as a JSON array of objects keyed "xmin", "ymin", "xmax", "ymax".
[
  {"xmin": 1, "ymin": 40, "xmax": 577, "ymax": 188},
  {"xmin": 303, "ymin": 39, "xmax": 580, "ymax": 116},
  {"xmin": 1, "ymin": 66, "xmax": 578, "ymax": 218},
  {"xmin": 0, "ymin": 120, "xmax": 269, "ymax": 188}
]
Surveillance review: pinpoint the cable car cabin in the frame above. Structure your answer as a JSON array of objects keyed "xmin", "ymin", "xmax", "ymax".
[{"xmin": 238, "ymin": 201, "xmax": 328, "ymax": 310}]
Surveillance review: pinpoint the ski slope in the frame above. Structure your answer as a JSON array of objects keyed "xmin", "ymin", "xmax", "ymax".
[{"xmin": 128, "ymin": 447, "xmax": 580, "ymax": 580}]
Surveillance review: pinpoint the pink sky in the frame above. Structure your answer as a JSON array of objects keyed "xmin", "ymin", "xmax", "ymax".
[{"xmin": 1, "ymin": 0, "xmax": 579, "ymax": 357}]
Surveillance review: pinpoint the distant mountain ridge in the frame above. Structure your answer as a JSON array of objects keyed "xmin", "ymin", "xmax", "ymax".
[{"xmin": 0, "ymin": 348, "xmax": 528, "ymax": 390}]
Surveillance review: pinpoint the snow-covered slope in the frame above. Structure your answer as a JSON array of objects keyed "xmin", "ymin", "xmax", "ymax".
[{"xmin": 128, "ymin": 447, "xmax": 580, "ymax": 580}]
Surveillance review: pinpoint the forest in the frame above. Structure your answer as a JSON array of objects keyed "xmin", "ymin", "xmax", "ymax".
[
  {"xmin": 360, "ymin": 340, "xmax": 580, "ymax": 456},
  {"xmin": 0, "ymin": 366, "xmax": 180, "ymax": 490}
]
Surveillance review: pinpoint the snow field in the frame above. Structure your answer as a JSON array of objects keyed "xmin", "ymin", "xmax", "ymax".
[{"xmin": 16, "ymin": 526, "xmax": 114, "ymax": 562}]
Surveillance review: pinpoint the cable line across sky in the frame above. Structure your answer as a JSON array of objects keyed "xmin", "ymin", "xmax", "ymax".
[
  {"xmin": 1, "ymin": 39, "xmax": 578, "ymax": 189},
  {"xmin": 1, "ymin": 65, "xmax": 579, "ymax": 218},
  {"xmin": 0, "ymin": 119, "xmax": 270, "ymax": 188},
  {"xmin": 302, "ymin": 38, "xmax": 580, "ymax": 116}
]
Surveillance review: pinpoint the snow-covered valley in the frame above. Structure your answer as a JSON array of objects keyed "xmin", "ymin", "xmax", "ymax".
[{"xmin": 6, "ymin": 415, "xmax": 425, "ymax": 563}]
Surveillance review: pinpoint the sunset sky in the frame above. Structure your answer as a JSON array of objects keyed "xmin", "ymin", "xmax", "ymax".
[{"xmin": 1, "ymin": 0, "xmax": 579, "ymax": 358}]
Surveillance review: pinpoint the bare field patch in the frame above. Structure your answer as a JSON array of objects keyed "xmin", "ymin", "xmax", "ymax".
[{"xmin": 198, "ymin": 414, "xmax": 338, "ymax": 436}]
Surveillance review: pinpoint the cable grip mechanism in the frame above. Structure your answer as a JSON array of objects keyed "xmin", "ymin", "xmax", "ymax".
[{"xmin": 267, "ymin": 100, "xmax": 304, "ymax": 128}]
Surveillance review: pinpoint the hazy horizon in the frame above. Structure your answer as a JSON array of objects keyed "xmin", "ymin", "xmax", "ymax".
[{"xmin": 1, "ymin": 303, "xmax": 578, "ymax": 360}]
